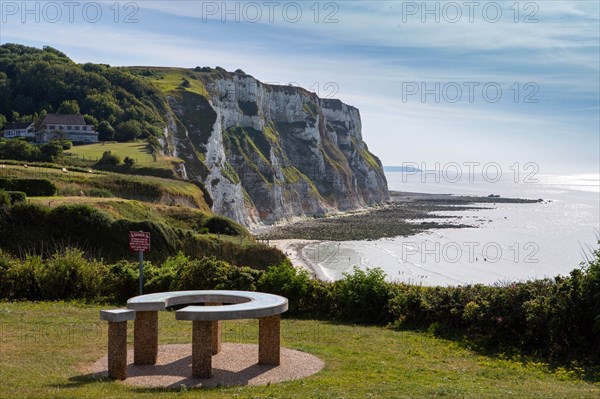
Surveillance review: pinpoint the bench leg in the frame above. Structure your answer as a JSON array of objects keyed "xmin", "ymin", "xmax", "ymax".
[
  {"xmin": 192, "ymin": 320, "xmax": 213, "ymax": 378},
  {"xmin": 107, "ymin": 321, "xmax": 128, "ymax": 380},
  {"xmin": 259, "ymin": 315, "xmax": 280, "ymax": 366},
  {"xmin": 134, "ymin": 311, "xmax": 158, "ymax": 365},
  {"xmin": 206, "ymin": 302, "xmax": 222, "ymax": 355}
]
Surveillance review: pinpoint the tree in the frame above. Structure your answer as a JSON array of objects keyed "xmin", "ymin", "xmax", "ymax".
[
  {"xmin": 115, "ymin": 120, "xmax": 142, "ymax": 142},
  {"xmin": 180, "ymin": 78, "xmax": 191, "ymax": 88},
  {"xmin": 96, "ymin": 150, "xmax": 120, "ymax": 165},
  {"xmin": 83, "ymin": 114, "xmax": 98, "ymax": 126},
  {"xmin": 41, "ymin": 141, "xmax": 63, "ymax": 162},
  {"xmin": 0, "ymin": 114, "xmax": 6, "ymax": 130},
  {"xmin": 57, "ymin": 100, "xmax": 80, "ymax": 114},
  {"xmin": 123, "ymin": 156, "xmax": 136, "ymax": 167},
  {"xmin": 0, "ymin": 139, "xmax": 41, "ymax": 161},
  {"xmin": 97, "ymin": 121, "xmax": 115, "ymax": 141}
]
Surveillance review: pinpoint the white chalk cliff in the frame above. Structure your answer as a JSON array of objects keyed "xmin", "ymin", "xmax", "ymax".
[{"xmin": 165, "ymin": 71, "xmax": 389, "ymax": 227}]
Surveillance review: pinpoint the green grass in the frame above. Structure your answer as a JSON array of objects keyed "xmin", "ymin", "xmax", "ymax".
[
  {"xmin": 130, "ymin": 67, "xmax": 209, "ymax": 97},
  {"xmin": 28, "ymin": 197, "xmax": 210, "ymax": 230},
  {"xmin": 0, "ymin": 164, "xmax": 211, "ymax": 211},
  {"xmin": 1, "ymin": 301, "xmax": 597, "ymax": 399},
  {"xmin": 66, "ymin": 141, "xmax": 180, "ymax": 170}
]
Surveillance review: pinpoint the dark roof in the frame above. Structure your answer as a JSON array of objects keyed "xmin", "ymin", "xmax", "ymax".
[
  {"xmin": 3, "ymin": 121, "xmax": 34, "ymax": 130},
  {"xmin": 43, "ymin": 114, "xmax": 87, "ymax": 125}
]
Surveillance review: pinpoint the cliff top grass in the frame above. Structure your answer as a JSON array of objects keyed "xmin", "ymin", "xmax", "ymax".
[
  {"xmin": 0, "ymin": 163, "xmax": 211, "ymax": 212},
  {"xmin": 65, "ymin": 141, "xmax": 181, "ymax": 171},
  {"xmin": 28, "ymin": 197, "xmax": 208, "ymax": 231},
  {"xmin": 129, "ymin": 67, "xmax": 209, "ymax": 97},
  {"xmin": 0, "ymin": 301, "xmax": 597, "ymax": 399}
]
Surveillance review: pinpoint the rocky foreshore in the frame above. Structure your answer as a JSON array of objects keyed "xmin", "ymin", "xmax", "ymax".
[{"xmin": 257, "ymin": 191, "xmax": 542, "ymax": 242}]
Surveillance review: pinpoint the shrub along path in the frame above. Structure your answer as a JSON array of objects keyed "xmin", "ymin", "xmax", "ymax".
[{"xmin": 0, "ymin": 301, "xmax": 598, "ymax": 399}]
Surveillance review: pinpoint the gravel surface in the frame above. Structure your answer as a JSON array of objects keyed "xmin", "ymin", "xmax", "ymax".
[{"xmin": 89, "ymin": 343, "xmax": 324, "ymax": 388}]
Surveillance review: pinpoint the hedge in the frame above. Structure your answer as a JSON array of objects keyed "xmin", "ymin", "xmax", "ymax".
[
  {"xmin": 0, "ymin": 247, "xmax": 598, "ymax": 367},
  {"xmin": 0, "ymin": 178, "xmax": 57, "ymax": 196}
]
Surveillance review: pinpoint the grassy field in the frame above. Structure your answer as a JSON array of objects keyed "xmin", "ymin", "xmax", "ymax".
[
  {"xmin": 0, "ymin": 164, "xmax": 211, "ymax": 211},
  {"xmin": 66, "ymin": 142, "xmax": 181, "ymax": 170},
  {"xmin": 0, "ymin": 301, "xmax": 597, "ymax": 399},
  {"xmin": 130, "ymin": 67, "xmax": 210, "ymax": 97}
]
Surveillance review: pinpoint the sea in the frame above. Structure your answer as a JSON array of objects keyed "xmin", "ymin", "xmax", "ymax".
[{"xmin": 304, "ymin": 171, "xmax": 600, "ymax": 286}]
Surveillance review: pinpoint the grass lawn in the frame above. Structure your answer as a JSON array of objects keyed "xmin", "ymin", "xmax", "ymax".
[
  {"xmin": 1, "ymin": 301, "xmax": 598, "ymax": 399},
  {"xmin": 66, "ymin": 142, "xmax": 181, "ymax": 170},
  {"xmin": 130, "ymin": 67, "xmax": 209, "ymax": 97}
]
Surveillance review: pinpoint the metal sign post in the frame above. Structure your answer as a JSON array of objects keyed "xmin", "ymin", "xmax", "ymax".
[
  {"xmin": 138, "ymin": 250, "xmax": 144, "ymax": 295},
  {"xmin": 129, "ymin": 231, "xmax": 151, "ymax": 295}
]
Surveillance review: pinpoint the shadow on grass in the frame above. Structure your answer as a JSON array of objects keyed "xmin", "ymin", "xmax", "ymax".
[
  {"xmin": 58, "ymin": 373, "xmax": 114, "ymax": 389},
  {"xmin": 283, "ymin": 315, "xmax": 600, "ymax": 384},
  {"xmin": 390, "ymin": 323, "xmax": 600, "ymax": 384}
]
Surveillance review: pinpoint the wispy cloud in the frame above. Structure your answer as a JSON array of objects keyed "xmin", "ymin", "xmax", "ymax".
[{"xmin": 0, "ymin": 0, "xmax": 597, "ymax": 172}]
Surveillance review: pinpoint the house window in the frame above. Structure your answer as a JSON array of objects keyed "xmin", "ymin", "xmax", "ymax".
[{"xmin": 75, "ymin": 126, "xmax": 80, "ymax": 131}]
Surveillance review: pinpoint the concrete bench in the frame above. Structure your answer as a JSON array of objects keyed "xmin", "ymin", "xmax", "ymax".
[
  {"xmin": 99, "ymin": 309, "xmax": 136, "ymax": 380},
  {"xmin": 127, "ymin": 290, "xmax": 288, "ymax": 378}
]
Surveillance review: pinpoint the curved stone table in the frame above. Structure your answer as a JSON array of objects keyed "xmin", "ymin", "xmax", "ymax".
[{"xmin": 126, "ymin": 290, "xmax": 289, "ymax": 378}]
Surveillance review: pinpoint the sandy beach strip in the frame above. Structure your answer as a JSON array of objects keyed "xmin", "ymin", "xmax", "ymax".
[{"xmin": 266, "ymin": 239, "xmax": 331, "ymax": 281}]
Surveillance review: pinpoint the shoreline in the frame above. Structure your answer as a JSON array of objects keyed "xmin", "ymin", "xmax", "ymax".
[
  {"xmin": 266, "ymin": 239, "xmax": 331, "ymax": 281},
  {"xmin": 258, "ymin": 191, "xmax": 543, "ymax": 280}
]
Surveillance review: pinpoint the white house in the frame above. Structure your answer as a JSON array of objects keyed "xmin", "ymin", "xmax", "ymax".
[
  {"xmin": 36, "ymin": 114, "xmax": 98, "ymax": 143},
  {"xmin": 1, "ymin": 122, "xmax": 35, "ymax": 139}
]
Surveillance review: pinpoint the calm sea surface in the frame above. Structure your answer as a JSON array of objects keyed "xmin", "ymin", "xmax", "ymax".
[{"xmin": 306, "ymin": 171, "xmax": 600, "ymax": 285}]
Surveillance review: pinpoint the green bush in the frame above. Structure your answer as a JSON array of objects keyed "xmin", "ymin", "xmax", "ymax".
[
  {"xmin": 258, "ymin": 262, "xmax": 329, "ymax": 315},
  {"xmin": 0, "ymin": 178, "xmax": 57, "ymax": 196},
  {"xmin": 85, "ymin": 188, "xmax": 113, "ymax": 198},
  {"xmin": 103, "ymin": 260, "xmax": 139, "ymax": 302},
  {"xmin": 203, "ymin": 215, "xmax": 248, "ymax": 237},
  {"xmin": 123, "ymin": 156, "xmax": 136, "ymax": 167},
  {"xmin": 4, "ymin": 255, "xmax": 43, "ymax": 299},
  {"xmin": 96, "ymin": 150, "xmax": 120, "ymax": 165},
  {"xmin": 7, "ymin": 191, "xmax": 26, "ymax": 204},
  {"xmin": 333, "ymin": 267, "xmax": 393, "ymax": 324},
  {"xmin": 0, "ymin": 249, "xmax": 17, "ymax": 297},
  {"xmin": 0, "ymin": 190, "xmax": 10, "ymax": 207},
  {"xmin": 387, "ymin": 252, "xmax": 600, "ymax": 363},
  {"xmin": 35, "ymin": 249, "xmax": 105, "ymax": 300},
  {"xmin": 173, "ymin": 256, "xmax": 242, "ymax": 290}
]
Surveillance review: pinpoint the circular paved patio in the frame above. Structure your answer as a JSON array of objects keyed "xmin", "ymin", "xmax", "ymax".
[{"xmin": 89, "ymin": 343, "xmax": 324, "ymax": 388}]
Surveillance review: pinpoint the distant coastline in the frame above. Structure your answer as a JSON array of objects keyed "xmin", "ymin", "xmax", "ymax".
[{"xmin": 383, "ymin": 165, "xmax": 421, "ymax": 173}]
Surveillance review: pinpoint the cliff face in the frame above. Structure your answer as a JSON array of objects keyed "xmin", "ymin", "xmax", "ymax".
[{"xmin": 166, "ymin": 72, "xmax": 389, "ymax": 227}]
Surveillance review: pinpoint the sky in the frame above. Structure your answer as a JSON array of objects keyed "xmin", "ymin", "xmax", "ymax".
[{"xmin": 1, "ymin": 0, "xmax": 598, "ymax": 174}]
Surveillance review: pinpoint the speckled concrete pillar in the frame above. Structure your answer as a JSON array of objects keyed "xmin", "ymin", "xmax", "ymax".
[
  {"xmin": 206, "ymin": 302, "xmax": 222, "ymax": 355},
  {"xmin": 259, "ymin": 315, "xmax": 280, "ymax": 366},
  {"xmin": 107, "ymin": 321, "xmax": 128, "ymax": 380},
  {"xmin": 134, "ymin": 311, "xmax": 158, "ymax": 365},
  {"xmin": 192, "ymin": 320, "xmax": 213, "ymax": 378}
]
